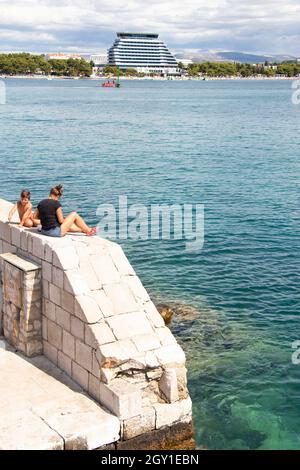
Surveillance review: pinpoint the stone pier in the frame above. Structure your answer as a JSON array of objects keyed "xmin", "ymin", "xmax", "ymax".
[{"xmin": 0, "ymin": 198, "xmax": 194, "ymax": 450}]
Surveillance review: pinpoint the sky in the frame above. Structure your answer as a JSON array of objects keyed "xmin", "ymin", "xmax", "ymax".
[{"xmin": 0, "ymin": 0, "xmax": 300, "ymax": 56}]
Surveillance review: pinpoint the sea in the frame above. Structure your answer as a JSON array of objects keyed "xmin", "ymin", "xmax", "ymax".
[{"xmin": 0, "ymin": 77, "xmax": 299, "ymax": 449}]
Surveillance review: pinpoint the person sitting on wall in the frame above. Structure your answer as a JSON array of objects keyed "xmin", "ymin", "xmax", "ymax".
[
  {"xmin": 8, "ymin": 189, "xmax": 40, "ymax": 228},
  {"xmin": 34, "ymin": 184, "xmax": 96, "ymax": 237}
]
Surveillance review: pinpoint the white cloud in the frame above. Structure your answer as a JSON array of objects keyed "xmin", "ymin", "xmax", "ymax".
[{"xmin": 0, "ymin": 0, "xmax": 299, "ymax": 54}]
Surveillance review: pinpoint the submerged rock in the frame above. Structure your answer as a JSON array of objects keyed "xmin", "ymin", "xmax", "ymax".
[{"xmin": 156, "ymin": 302, "xmax": 199, "ymax": 325}]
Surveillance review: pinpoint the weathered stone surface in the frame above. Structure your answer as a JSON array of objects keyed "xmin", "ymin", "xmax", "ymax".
[
  {"xmin": 75, "ymin": 339, "xmax": 93, "ymax": 372},
  {"xmin": 98, "ymin": 339, "xmax": 138, "ymax": 367},
  {"xmin": 85, "ymin": 321, "xmax": 115, "ymax": 347},
  {"xmin": 71, "ymin": 316, "xmax": 85, "ymax": 341},
  {"xmin": 106, "ymin": 311, "xmax": 153, "ymax": 340},
  {"xmin": 0, "ymin": 410, "xmax": 63, "ymax": 450},
  {"xmin": 0, "ymin": 343, "xmax": 120, "ymax": 450},
  {"xmin": 155, "ymin": 344, "xmax": 186, "ymax": 367},
  {"xmin": 154, "ymin": 397, "xmax": 192, "ymax": 429},
  {"xmin": 103, "ymin": 283, "xmax": 138, "ymax": 315},
  {"xmin": 117, "ymin": 420, "xmax": 195, "ymax": 450},
  {"xmin": 53, "ymin": 246, "xmax": 79, "ymax": 271},
  {"xmin": 32, "ymin": 397, "xmax": 120, "ymax": 450},
  {"xmin": 47, "ymin": 320, "xmax": 63, "ymax": 350},
  {"xmin": 72, "ymin": 362, "xmax": 89, "ymax": 390},
  {"xmin": 159, "ymin": 369, "xmax": 179, "ymax": 403},
  {"xmin": 91, "ymin": 254, "xmax": 121, "ymax": 284},
  {"xmin": 62, "ymin": 330, "xmax": 75, "ymax": 359},
  {"xmin": 123, "ymin": 407, "xmax": 156, "ymax": 440},
  {"xmin": 132, "ymin": 333, "xmax": 161, "ymax": 353},
  {"xmin": 75, "ymin": 294, "xmax": 103, "ymax": 323},
  {"xmin": 144, "ymin": 300, "xmax": 165, "ymax": 328},
  {"xmin": 100, "ymin": 379, "xmax": 142, "ymax": 419},
  {"xmin": 55, "ymin": 306, "xmax": 71, "ymax": 332}
]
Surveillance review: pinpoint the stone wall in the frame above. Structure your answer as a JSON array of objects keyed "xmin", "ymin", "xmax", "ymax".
[{"xmin": 0, "ymin": 198, "xmax": 194, "ymax": 448}]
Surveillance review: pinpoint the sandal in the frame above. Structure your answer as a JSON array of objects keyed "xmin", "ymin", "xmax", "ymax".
[{"xmin": 86, "ymin": 227, "xmax": 97, "ymax": 236}]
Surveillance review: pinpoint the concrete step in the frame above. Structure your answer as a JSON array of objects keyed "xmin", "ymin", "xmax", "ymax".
[{"xmin": 0, "ymin": 338, "xmax": 120, "ymax": 450}]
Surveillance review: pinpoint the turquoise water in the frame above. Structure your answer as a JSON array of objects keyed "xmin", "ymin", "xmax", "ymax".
[{"xmin": 1, "ymin": 78, "xmax": 300, "ymax": 449}]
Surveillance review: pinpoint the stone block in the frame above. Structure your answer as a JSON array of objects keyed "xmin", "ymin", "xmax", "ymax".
[
  {"xmin": 154, "ymin": 397, "xmax": 192, "ymax": 429},
  {"xmin": 106, "ymin": 311, "xmax": 153, "ymax": 340},
  {"xmin": 155, "ymin": 345, "xmax": 186, "ymax": 367},
  {"xmin": 90, "ymin": 290, "xmax": 114, "ymax": 318},
  {"xmin": 0, "ymin": 222, "xmax": 11, "ymax": 243},
  {"xmin": 47, "ymin": 320, "xmax": 62, "ymax": 350},
  {"xmin": 109, "ymin": 244, "xmax": 136, "ymax": 276},
  {"xmin": 58, "ymin": 350, "xmax": 72, "ymax": 376},
  {"xmin": 44, "ymin": 243, "xmax": 53, "ymax": 263},
  {"xmin": 64, "ymin": 270, "xmax": 90, "ymax": 296},
  {"xmin": 144, "ymin": 301, "xmax": 165, "ymax": 328},
  {"xmin": 75, "ymin": 339, "xmax": 93, "ymax": 372},
  {"xmin": 132, "ymin": 333, "xmax": 161, "ymax": 353},
  {"xmin": 88, "ymin": 373, "xmax": 101, "ymax": 402},
  {"xmin": 75, "ymin": 295, "xmax": 103, "ymax": 323},
  {"xmin": 31, "ymin": 236, "xmax": 45, "ymax": 259},
  {"xmin": 31, "ymin": 396, "xmax": 120, "ymax": 450},
  {"xmin": 55, "ymin": 306, "xmax": 71, "ymax": 331},
  {"xmin": 42, "ymin": 280, "xmax": 49, "ymax": 299},
  {"xmin": 43, "ymin": 299, "xmax": 56, "ymax": 322},
  {"xmin": 61, "ymin": 290, "xmax": 75, "ymax": 314},
  {"xmin": 43, "ymin": 340, "xmax": 58, "ymax": 365},
  {"xmin": 72, "ymin": 362, "xmax": 88, "ymax": 390},
  {"xmin": 52, "ymin": 266, "xmax": 64, "ymax": 289},
  {"xmin": 124, "ymin": 275, "xmax": 150, "ymax": 304},
  {"xmin": 79, "ymin": 262, "xmax": 100, "ymax": 290},
  {"xmin": 159, "ymin": 369, "xmax": 179, "ymax": 403},
  {"xmin": 123, "ymin": 407, "xmax": 155, "ymax": 440},
  {"xmin": 103, "ymin": 283, "xmax": 138, "ymax": 315},
  {"xmin": 99, "ymin": 379, "xmax": 142, "ymax": 420},
  {"xmin": 11, "ymin": 226, "xmax": 21, "ymax": 248},
  {"xmin": 20, "ymin": 230, "xmax": 29, "ymax": 252},
  {"xmin": 49, "ymin": 283, "xmax": 61, "ymax": 306},
  {"xmin": 156, "ymin": 327, "xmax": 177, "ymax": 346},
  {"xmin": 26, "ymin": 340, "xmax": 43, "ymax": 357},
  {"xmin": 42, "ymin": 317, "xmax": 48, "ymax": 341},
  {"xmin": 98, "ymin": 339, "xmax": 138, "ymax": 368},
  {"xmin": 71, "ymin": 316, "xmax": 85, "ymax": 341},
  {"xmin": 62, "ymin": 330, "xmax": 75, "ymax": 359},
  {"xmin": 53, "ymin": 246, "xmax": 79, "ymax": 271},
  {"xmin": 90, "ymin": 254, "xmax": 121, "ymax": 284},
  {"xmin": 85, "ymin": 322, "xmax": 115, "ymax": 347}
]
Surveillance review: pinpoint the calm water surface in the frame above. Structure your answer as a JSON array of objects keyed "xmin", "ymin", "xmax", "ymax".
[{"xmin": 1, "ymin": 78, "xmax": 300, "ymax": 449}]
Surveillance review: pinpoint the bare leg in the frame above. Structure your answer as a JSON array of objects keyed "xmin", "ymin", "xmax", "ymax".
[
  {"xmin": 32, "ymin": 218, "xmax": 40, "ymax": 227},
  {"xmin": 23, "ymin": 219, "xmax": 34, "ymax": 228},
  {"xmin": 60, "ymin": 212, "xmax": 91, "ymax": 237},
  {"xmin": 68, "ymin": 223, "xmax": 82, "ymax": 233}
]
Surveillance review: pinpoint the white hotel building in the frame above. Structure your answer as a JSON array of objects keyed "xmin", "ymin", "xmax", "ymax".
[{"xmin": 108, "ymin": 33, "xmax": 179, "ymax": 75}]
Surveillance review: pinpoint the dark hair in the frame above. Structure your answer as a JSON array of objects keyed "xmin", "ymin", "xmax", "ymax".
[
  {"xmin": 20, "ymin": 189, "xmax": 31, "ymax": 200},
  {"xmin": 50, "ymin": 184, "xmax": 64, "ymax": 198}
]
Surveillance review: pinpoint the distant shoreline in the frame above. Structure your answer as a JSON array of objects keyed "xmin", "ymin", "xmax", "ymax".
[{"xmin": 0, "ymin": 74, "xmax": 297, "ymax": 81}]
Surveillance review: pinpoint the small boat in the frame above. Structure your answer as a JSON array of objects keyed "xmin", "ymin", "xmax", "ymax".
[{"xmin": 101, "ymin": 79, "xmax": 120, "ymax": 88}]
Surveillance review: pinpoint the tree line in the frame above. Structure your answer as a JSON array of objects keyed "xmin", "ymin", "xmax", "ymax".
[
  {"xmin": 183, "ymin": 61, "xmax": 300, "ymax": 77},
  {"xmin": 0, "ymin": 53, "xmax": 93, "ymax": 77}
]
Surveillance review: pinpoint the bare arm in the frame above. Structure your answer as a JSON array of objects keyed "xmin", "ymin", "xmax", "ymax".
[
  {"xmin": 8, "ymin": 203, "xmax": 17, "ymax": 222},
  {"xmin": 56, "ymin": 207, "xmax": 64, "ymax": 225}
]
